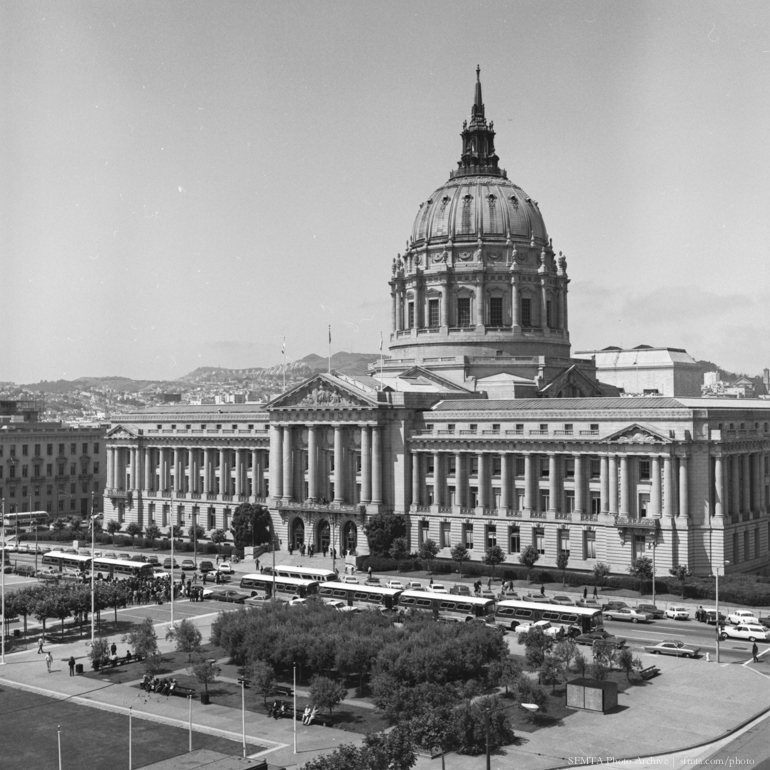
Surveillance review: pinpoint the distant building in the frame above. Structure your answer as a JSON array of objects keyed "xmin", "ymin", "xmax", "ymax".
[
  {"xmin": 160, "ymin": 393, "xmax": 182, "ymax": 403},
  {"xmin": 574, "ymin": 346, "xmax": 701, "ymax": 397},
  {"xmin": 702, "ymin": 372, "xmax": 757, "ymax": 399}
]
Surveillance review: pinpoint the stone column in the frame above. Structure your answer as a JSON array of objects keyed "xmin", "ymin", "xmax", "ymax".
[
  {"xmin": 574, "ymin": 454, "xmax": 584, "ymax": 514},
  {"xmin": 541, "ymin": 279, "xmax": 549, "ymax": 328},
  {"xmin": 714, "ymin": 454, "xmax": 724, "ymax": 518},
  {"xmin": 395, "ymin": 290, "xmax": 402, "ymax": 332},
  {"xmin": 234, "ymin": 449, "xmax": 243, "ymax": 496},
  {"xmin": 477, "ymin": 453, "xmax": 487, "ymax": 508},
  {"xmin": 161, "ymin": 449, "xmax": 169, "ymax": 492},
  {"xmin": 371, "ymin": 426, "xmax": 382, "ymax": 504},
  {"xmin": 283, "ymin": 426, "xmax": 294, "ymax": 502},
  {"xmin": 202, "ymin": 449, "xmax": 211, "ymax": 496},
  {"xmin": 548, "ymin": 454, "xmax": 558, "ymax": 511},
  {"xmin": 742, "ymin": 454, "xmax": 751, "ymax": 513},
  {"xmin": 511, "ymin": 274, "xmax": 521, "ymax": 331},
  {"xmin": 651, "ymin": 456, "xmax": 661, "ymax": 518},
  {"xmin": 434, "ymin": 451, "xmax": 443, "ymax": 507},
  {"xmin": 218, "ymin": 448, "xmax": 227, "ymax": 496},
  {"xmin": 600, "ymin": 455, "xmax": 609, "ymax": 513},
  {"xmin": 441, "ymin": 287, "xmax": 450, "ymax": 328},
  {"xmin": 307, "ymin": 426, "xmax": 318, "ymax": 502},
  {"xmin": 760, "ymin": 452, "xmax": 767, "ymax": 513},
  {"xmin": 751, "ymin": 453, "xmax": 761, "ymax": 513},
  {"xmin": 678, "ymin": 455, "xmax": 689, "ymax": 519},
  {"xmin": 731, "ymin": 455, "xmax": 741, "ymax": 516},
  {"xmin": 332, "ymin": 426, "xmax": 344, "ymax": 503},
  {"xmin": 142, "ymin": 448, "xmax": 151, "ymax": 492},
  {"xmin": 500, "ymin": 453, "xmax": 511, "ymax": 510},
  {"xmin": 106, "ymin": 447, "xmax": 115, "ymax": 491},
  {"xmin": 663, "ymin": 455, "xmax": 674, "ymax": 518},
  {"xmin": 251, "ymin": 449, "xmax": 261, "ymax": 498},
  {"xmin": 412, "ymin": 453, "xmax": 421, "ymax": 506},
  {"xmin": 391, "ymin": 291, "xmax": 397, "ymax": 333},
  {"xmin": 608, "ymin": 454, "xmax": 618, "ymax": 514},
  {"xmin": 455, "ymin": 452, "xmax": 465, "ymax": 507},
  {"xmin": 269, "ymin": 425, "xmax": 283, "ymax": 500},
  {"xmin": 475, "ymin": 280, "xmax": 485, "ymax": 327},
  {"xmin": 523, "ymin": 453, "xmax": 534, "ymax": 512},
  {"xmin": 360, "ymin": 426, "xmax": 371, "ymax": 504},
  {"xmin": 619, "ymin": 455, "xmax": 629, "ymax": 515},
  {"xmin": 188, "ymin": 450, "xmax": 196, "ymax": 494},
  {"xmin": 132, "ymin": 448, "xmax": 141, "ymax": 491}
]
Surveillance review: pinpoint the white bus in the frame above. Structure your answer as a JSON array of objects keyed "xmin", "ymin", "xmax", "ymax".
[
  {"xmin": 41, "ymin": 550, "xmax": 90, "ymax": 574},
  {"xmin": 91, "ymin": 557, "xmax": 154, "ymax": 581},
  {"xmin": 317, "ymin": 581, "xmax": 402, "ymax": 612},
  {"xmin": 495, "ymin": 599, "xmax": 603, "ymax": 635},
  {"xmin": 2, "ymin": 510, "xmax": 49, "ymax": 529},
  {"xmin": 397, "ymin": 590, "xmax": 496, "ymax": 623},
  {"xmin": 239, "ymin": 574, "xmax": 320, "ymax": 602},
  {"xmin": 269, "ymin": 565, "xmax": 337, "ymax": 583}
]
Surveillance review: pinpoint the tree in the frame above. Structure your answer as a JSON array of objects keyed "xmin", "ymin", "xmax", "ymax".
[
  {"xmin": 418, "ymin": 539, "xmax": 439, "ymax": 574},
  {"xmin": 628, "ymin": 556, "xmax": 653, "ymax": 594},
  {"xmin": 106, "ymin": 520, "xmax": 121, "ymax": 543},
  {"xmin": 188, "ymin": 653, "xmax": 220, "ymax": 700},
  {"xmin": 52, "ymin": 517, "xmax": 67, "ymax": 532},
  {"xmin": 515, "ymin": 677, "xmax": 548, "ymax": 714},
  {"xmin": 669, "ymin": 564, "xmax": 692, "ymax": 599},
  {"xmin": 144, "ymin": 524, "xmax": 161, "ymax": 546},
  {"xmin": 589, "ymin": 661, "xmax": 609, "ymax": 681},
  {"xmin": 556, "ymin": 550, "xmax": 569, "ymax": 586},
  {"xmin": 617, "ymin": 648, "xmax": 643, "ymax": 681},
  {"xmin": 301, "ymin": 728, "xmax": 416, "ymax": 770},
  {"xmin": 591, "ymin": 639, "xmax": 617, "ymax": 670},
  {"xmin": 409, "ymin": 706, "xmax": 456, "ymax": 770},
  {"xmin": 124, "ymin": 617, "xmax": 159, "ymax": 669},
  {"xmin": 488, "ymin": 654, "xmax": 522, "ymax": 695},
  {"xmin": 452, "ymin": 696, "xmax": 515, "ymax": 756},
  {"xmin": 551, "ymin": 637, "xmax": 577, "ymax": 678},
  {"xmin": 593, "ymin": 562, "xmax": 611, "ymax": 586},
  {"xmin": 170, "ymin": 524, "xmax": 183, "ymax": 539},
  {"xmin": 89, "ymin": 638, "xmax": 110, "ymax": 669},
  {"xmin": 125, "ymin": 522, "xmax": 143, "ymax": 548},
  {"xmin": 517, "ymin": 625, "xmax": 554, "ymax": 670},
  {"xmin": 230, "ymin": 503, "xmax": 271, "ymax": 548},
  {"xmin": 364, "ymin": 513, "xmax": 407, "ymax": 557},
  {"xmin": 165, "ymin": 619, "xmax": 202, "ymax": 661},
  {"xmin": 69, "ymin": 517, "xmax": 83, "ymax": 534},
  {"xmin": 572, "ymin": 649, "xmax": 589, "ymax": 678},
  {"xmin": 246, "ymin": 659, "xmax": 276, "ymax": 708},
  {"xmin": 211, "ymin": 528, "xmax": 227, "ymax": 553},
  {"xmin": 518, "ymin": 544, "xmax": 540, "ymax": 584},
  {"xmin": 450, "ymin": 543, "xmax": 470, "ymax": 575},
  {"xmin": 309, "ymin": 674, "xmax": 347, "ymax": 722},
  {"xmin": 482, "ymin": 545, "xmax": 505, "ymax": 579},
  {"xmin": 538, "ymin": 655, "xmax": 562, "ymax": 693},
  {"xmin": 390, "ymin": 537, "xmax": 410, "ymax": 561},
  {"xmin": 188, "ymin": 524, "xmax": 205, "ymax": 547}
]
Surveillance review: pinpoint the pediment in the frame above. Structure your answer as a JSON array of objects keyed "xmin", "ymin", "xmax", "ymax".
[
  {"xmin": 539, "ymin": 365, "xmax": 604, "ymax": 398},
  {"xmin": 106, "ymin": 424, "xmax": 140, "ymax": 440},
  {"xmin": 606, "ymin": 424, "xmax": 671, "ymax": 444},
  {"xmin": 269, "ymin": 375, "xmax": 376, "ymax": 410}
]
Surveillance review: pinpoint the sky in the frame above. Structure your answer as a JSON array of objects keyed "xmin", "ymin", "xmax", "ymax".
[{"xmin": 2, "ymin": 0, "xmax": 769, "ymax": 384}]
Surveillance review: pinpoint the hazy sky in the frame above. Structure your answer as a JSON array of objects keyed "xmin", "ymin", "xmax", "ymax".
[{"xmin": 3, "ymin": 1, "xmax": 769, "ymax": 383}]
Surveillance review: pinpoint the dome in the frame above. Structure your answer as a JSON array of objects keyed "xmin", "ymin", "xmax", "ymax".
[{"xmin": 411, "ymin": 176, "xmax": 548, "ymax": 247}]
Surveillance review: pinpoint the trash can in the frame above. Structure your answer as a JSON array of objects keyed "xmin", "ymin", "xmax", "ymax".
[
  {"xmin": 13, "ymin": 629, "xmax": 20, "ymax": 637},
  {"xmin": 75, "ymin": 663, "xmax": 84, "ymax": 675},
  {"xmin": 200, "ymin": 693, "xmax": 210, "ymax": 705}
]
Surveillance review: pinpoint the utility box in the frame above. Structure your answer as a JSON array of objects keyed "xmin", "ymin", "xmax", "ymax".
[{"xmin": 566, "ymin": 678, "xmax": 618, "ymax": 713}]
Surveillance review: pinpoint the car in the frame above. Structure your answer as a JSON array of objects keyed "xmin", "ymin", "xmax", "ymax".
[
  {"xmin": 665, "ymin": 606, "xmax": 689, "ymax": 620},
  {"xmin": 117, "ymin": 553, "xmax": 131, "ymax": 561},
  {"xmin": 146, "ymin": 555, "xmax": 159, "ymax": 566},
  {"xmin": 364, "ymin": 577, "xmax": 382, "ymax": 586},
  {"xmin": 601, "ymin": 601, "xmax": 629, "ymax": 612},
  {"xmin": 104, "ymin": 552, "xmax": 117, "ymax": 560},
  {"xmin": 217, "ymin": 562, "xmax": 233, "ymax": 574},
  {"xmin": 757, "ymin": 617, "xmax": 770, "ymax": 629},
  {"xmin": 62, "ymin": 547, "xmax": 77, "ymax": 555},
  {"xmin": 405, "ymin": 581, "xmax": 422, "ymax": 590},
  {"xmin": 322, "ymin": 598, "xmax": 347, "ymax": 610},
  {"xmin": 338, "ymin": 605, "xmax": 364, "ymax": 613},
  {"xmin": 207, "ymin": 589, "xmax": 247, "ymax": 604},
  {"xmin": 130, "ymin": 554, "xmax": 147, "ymax": 563},
  {"xmin": 199, "ymin": 560, "xmax": 215, "ymax": 573},
  {"xmin": 603, "ymin": 607, "xmax": 653, "ymax": 623},
  {"xmin": 720, "ymin": 624, "xmax": 770, "ymax": 643},
  {"xmin": 516, "ymin": 620, "xmax": 562, "ymax": 637},
  {"xmin": 575, "ymin": 599, "xmax": 602, "ymax": 609},
  {"xmin": 521, "ymin": 594, "xmax": 550, "ymax": 603},
  {"xmin": 704, "ymin": 610, "xmax": 727, "ymax": 625},
  {"xmin": 152, "ymin": 566, "xmax": 170, "ymax": 578},
  {"xmin": 385, "ymin": 580, "xmax": 404, "ymax": 590},
  {"xmin": 341, "ymin": 575, "xmax": 359, "ymax": 584},
  {"xmin": 428, "ymin": 583, "xmax": 449, "ymax": 594},
  {"xmin": 575, "ymin": 629, "xmax": 626, "ymax": 648},
  {"xmin": 181, "ymin": 559, "xmax": 196, "ymax": 571},
  {"xmin": 244, "ymin": 594, "xmax": 269, "ymax": 604},
  {"xmin": 38, "ymin": 546, "xmax": 52, "ymax": 555},
  {"xmin": 637, "ymin": 604, "xmax": 665, "ymax": 619},
  {"xmin": 551, "ymin": 595, "xmax": 575, "ymax": 606},
  {"xmin": 644, "ymin": 639, "xmax": 700, "ymax": 658},
  {"xmin": 163, "ymin": 558, "xmax": 179, "ymax": 569},
  {"xmin": 450, "ymin": 584, "xmax": 472, "ymax": 596},
  {"xmin": 728, "ymin": 610, "xmax": 758, "ymax": 626}
]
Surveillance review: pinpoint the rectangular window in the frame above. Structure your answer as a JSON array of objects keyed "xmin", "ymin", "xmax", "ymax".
[
  {"xmin": 463, "ymin": 523, "xmax": 474, "ymax": 550},
  {"xmin": 94, "ymin": 443, "xmax": 99, "ymax": 454},
  {"xmin": 489, "ymin": 296, "xmax": 503, "ymax": 326},
  {"xmin": 540, "ymin": 492, "xmax": 550, "ymax": 512},
  {"xmin": 559, "ymin": 530, "xmax": 570, "ymax": 557},
  {"xmin": 93, "ymin": 463, "xmax": 99, "ymax": 475},
  {"xmin": 419, "ymin": 520, "xmax": 430, "ymax": 546},
  {"xmin": 440, "ymin": 522, "xmax": 451, "ymax": 549},
  {"xmin": 540, "ymin": 458, "xmax": 549, "ymax": 477},
  {"xmin": 639, "ymin": 493, "xmax": 650, "ymax": 518},
  {"xmin": 565, "ymin": 459, "xmax": 575, "ymax": 478},
  {"xmin": 566, "ymin": 491, "xmax": 575, "ymax": 512},
  {"xmin": 407, "ymin": 302, "xmax": 415, "ymax": 328},
  {"xmin": 58, "ymin": 444, "xmax": 64, "ymax": 455},
  {"xmin": 546, "ymin": 300, "xmax": 554, "ymax": 328},
  {"xmin": 584, "ymin": 530, "xmax": 596, "ymax": 559},
  {"xmin": 428, "ymin": 298, "xmax": 440, "ymax": 327},
  {"xmin": 486, "ymin": 524, "xmax": 497, "ymax": 548},
  {"xmin": 22, "ymin": 445, "xmax": 28, "ymax": 456},
  {"xmin": 46, "ymin": 464, "xmax": 52, "ymax": 477},
  {"xmin": 515, "ymin": 458, "xmax": 525, "ymax": 476},
  {"xmin": 633, "ymin": 535, "xmax": 646, "ymax": 562},
  {"xmin": 639, "ymin": 460, "xmax": 651, "ymax": 480},
  {"xmin": 492, "ymin": 457, "xmax": 501, "ymax": 476},
  {"xmin": 447, "ymin": 456, "xmax": 456, "ymax": 475},
  {"xmin": 469, "ymin": 457, "xmax": 479, "ymax": 476},
  {"xmin": 47, "ymin": 444, "xmax": 53, "ymax": 456},
  {"xmin": 509, "ymin": 526, "xmax": 520, "ymax": 554},
  {"xmin": 591, "ymin": 494, "xmax": 601, "ymax": 514},
  {"xmin": 82, "ymin": 443, "xmax": 88, "ymax": 455},
  {"xmin": 70, "ymin": 443, "xmax": 76, "ymax": 455},
  {"xmin": 22, "ymin": 465, "xmax": 28, "ymax": 478},
  {"xmin": 34, "ymin": 444, "xmax": 41, "ymax": 457},
  {"xmin": 521, "ymin": 297, "xmax": 532, "ymax": 327},
  {"xmin": 590, "ymin": 459, "xmax": 600, "ymax": 478},
  {"xmin": 534, "ymin": 528, "xmax": 545, "ymax": 555},
  {"xmin": 457, "ymin": 297, "xmax": 471, "ymax": 327}
]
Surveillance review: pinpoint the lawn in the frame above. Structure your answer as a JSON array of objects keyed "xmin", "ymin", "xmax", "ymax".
[{"xmin": 0, "ymin": 686, "xmax": 265, "ymax": 770}]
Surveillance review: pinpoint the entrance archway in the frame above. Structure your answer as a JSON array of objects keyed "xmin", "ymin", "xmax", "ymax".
[
  {"xmin": 290, "ymin": 518, "xmax": 305, "ymax": 549},
  {"xmin": 317, "ymin": 519, "xmax": 330, "ymax": 552},
  {"xmin": 343, "ymin": 521, "xmax": 357, "ymax": 553}
]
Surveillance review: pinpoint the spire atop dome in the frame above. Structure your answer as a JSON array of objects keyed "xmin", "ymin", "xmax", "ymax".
[{"xmin": 451, "ymin": 67, "xmax": 503, "ymax": 179}]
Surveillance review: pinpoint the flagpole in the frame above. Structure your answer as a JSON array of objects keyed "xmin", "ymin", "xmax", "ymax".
[
  {"xmin": 379, "ymin": 331, "xmax": 384, "ymax": 390},
  {"xmin": 282, "ymin": 337, "xmax": 286, "ymax": 393},
  {"xmin": 328, "ymin": 325, "xmax": 331, "ymax": 374}
]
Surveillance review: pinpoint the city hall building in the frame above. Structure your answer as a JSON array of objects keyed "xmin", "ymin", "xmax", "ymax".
[{"xmin": 104, "ymin": 72, "xmax": 770, "ymax": 578}]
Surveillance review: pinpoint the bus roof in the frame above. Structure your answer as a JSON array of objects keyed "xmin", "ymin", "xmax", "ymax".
[
  {"xmin": 273, "ymin": 565, "xmax": 336, "ymax": 577},
  {"xmin": 496, "ymin": 599, "xmax": 599, "ymax": 615},
  {"xmin": 45, "ymin": 551, "xmax": 91, "ymax": 562},
  {"xmin": 320, "ymin": 581, "xmax": 402, "ymax": 597},
  {"xmin": 240, "ymin": 574, "xmax": 320, "ymax": 587},
  {"xmin": 93, "ymin": 557, "xmax": 151, "ymax": 568},
  {"xmin": 400, "ymin": 590, "xmax": 493, "ymax": 605}
]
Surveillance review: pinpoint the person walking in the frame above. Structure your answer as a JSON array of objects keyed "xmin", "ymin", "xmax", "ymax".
[
  {"xmin": 68, "ymin": 656, "xmax": 76, "ymax": 676},
  {"xmin": 753, "ymin": 641, "xmax": 760, "ymax": 663},
  {"xmin": 540, "ymin": 583, "xmax": 545, "ymax": 597},
  {"xmin": 592, "ymin": 585, "xmax": 598, "ymax": 599},
  {"xmin": 583, "ymin": 586, "xmax": 588, "ymax": 600},
  {"xmin": 45, "ymin": 651, "xmax": 53, "ymax": 673},
  {"xmin": 37, "ymin": 636, "xmax": 45, "ymax": 654},
  {"xmin": 110, "ymin": 642, "xmax": 117, "ymax": 657}
]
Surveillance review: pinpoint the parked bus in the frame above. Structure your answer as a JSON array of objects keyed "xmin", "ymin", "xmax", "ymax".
[
  {"xmin": 2, "ymin": 511, "xmax": 49, "ymax": 529},
  {"xmin": 269, "ymin": 565, "xmax": 337, "ymax": 583},
  {"xmin": 239, "ymin": 574, "xmax": 320, "ymax": 602},
  {"xmin": 495, "ymin": 599, "xmax": 603, "ymax": 635},
  {"xmin": 317, "ymin": 581, "xmax": 402, "ymax": 612},
  {"xmin": 41, "ymin": 550, "xmax": 90, "ymax": 574},
  {"xmin": 397, "ymin": 590, "xmax": 496, "ymax": 623},
  {"xmin": 90, "ymin": 557, "xmax": 154, "ymax": 581}
]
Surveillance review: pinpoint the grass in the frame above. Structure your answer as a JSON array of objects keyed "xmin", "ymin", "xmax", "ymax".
[{"xmin": 0, "ymin": 686, "xmax": 265, "ymax": 770}]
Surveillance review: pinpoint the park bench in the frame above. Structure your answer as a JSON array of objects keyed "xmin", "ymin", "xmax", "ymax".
[
  {"xmin": 272, "ymin": 686, "xmax": 294, "ymax": 698},
  {"xmin": 285, "ymin": 707, "xmax": 331, "ymax": 727},
  {"xmin": 639, "ymin": 665, "xmax": 660, "ymax": 680},
  {"xmin": 169, "ymin": 684, "xmax": 197, "ymax": 698},
  {"xmin": 100, "ymin": 654, "xmax": 144, "ymax": 669}
]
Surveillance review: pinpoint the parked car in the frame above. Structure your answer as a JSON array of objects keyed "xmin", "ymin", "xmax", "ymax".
[
  {"xmin": 576, "ymin": 599, "xmax": 602, "ymax": 609},
  {"xmin": 637, "ymin": 604, "xmax": 665, "ymax": 619},
  {"xmin": 341, "ymin": 575, "xmax": 358, "ymax": 584},
  {"xmin": 757, "ymin": 617, "xmax": 770, "ymax": 629},
  {"xmin": 602, "ymin": 601, "xmax": 629, "ymax": 612},
  {"xmin": 644, "ymin": 639, "xmax": 700, "ymax": 658},
  {"xmin": 728, "ymin": 610, "xmax": 758, "ymax": 626},
  {"xmin": 704, "ymin": 610, "xmax": 727, "ymax": 625},
  {"xmin": 199, "ymin": 560, "xmax": 214, "ymax": 573},
  {"xmin": 130, "ymin": 554, "xmax": 147, "ymax": 563},
  {"xmin": 603, "ymin": 607, "xmax": 653, "ymax": 623},
  {"xmin": 181, "ymin": 559, "xmax": 196, "ymax": 571},
  {"xmin": 575, "ymin": 629, "xmax": 626, "ymax": 648},
  {"xmin": 405, "ymin": 581, "xmax": 423, "ymax": 590},
  {"xmin": 551, "ymin": 595, "xmax": 575, "ymax": 606},
  {"xmin": 428, "ymin": 583, "xmax": 449, "ymax": 594},
  {"xmin": 207, "ymin": 590, "xmax": 247, "ymax": 604},
  {"xmin": 450, "ymin": 584, "xmax": 471, "ymax": 596},
  {"xmin": 217, "ymin": 562, "xmax": 234, "ymax": 574},
  {"xmin": 385, "ymin": 580, "xmax": 404, "ymax": 590},
  {"xmin": 163, "ymin": 557, "xmax": 179, "ymax": 569},
  {"xmin": 720, "ymin": 624, "xmax": 770, "ymax": 643},
  {"xmin": 322, "ymin": 598, "xmax": 347, "ymax": 610},
  {"xmin": 521, "ymin": 594, "xmax": 550, "ymax": 603},
  {"xmin": 104, "ymin": 552, "xmax": 117, "ymax": 560},
  {"xmin": 364, "ymin": 576, "xmax": 382, "ymax": 586},
  {"xmin": 665, "ymin": 606, "xmax": 690, "ymax": 620},
  {"xmin": 516, "ymin": 620, "xmax": 562, "ymax": 638},
  {"xmin": 117, "ymin": 553, "xmax": 131, "ymax": 561},
  {"xmin": 146, "ymin": 555, "xmax": 159, "ymax": 566}
]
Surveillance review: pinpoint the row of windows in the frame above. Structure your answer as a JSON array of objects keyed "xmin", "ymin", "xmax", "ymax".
[
  {"xmin": 157, "ymin": 424, "xmax": 261, "ymax": 431},
  {"xmin": 404, "ymin": 296, "xmax": 558, "ymax": 329},
  {"xmin": 3, "ymin": 494, "xmax": 100, "ymax": 514},
  {"xmin": 0, "ymin": 442, "xmax": 99, "ymax": 458},
  {"xmin": 0, "ymin": 481, "xmax": 99, "ymax": 499},
  {"xmin": 425, "ymin": 423, "xmax": 600, "ymax": 435},
  {"xmin": 0, "ymin": 462, "xmax": 98, "ymax": 479}
]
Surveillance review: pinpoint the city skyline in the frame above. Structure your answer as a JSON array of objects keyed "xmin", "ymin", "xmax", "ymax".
[{"xmin": 4, "ymin": 1, "xmax": 769, "ymax": 383}]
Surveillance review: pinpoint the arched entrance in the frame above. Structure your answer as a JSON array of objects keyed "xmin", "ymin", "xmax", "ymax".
[
  {"xmin": 290, "ymin": 518, "xmax": 305, "ymax": 549},
  {"xmin": 343, "ymin": 521, "xmax": 357, "ymax": 554},
  {"xmin": 317, "ymin": 519, "xmax": 330, "ymax": 552}
]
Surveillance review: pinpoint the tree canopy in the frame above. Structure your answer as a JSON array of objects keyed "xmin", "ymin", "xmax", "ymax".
[
  {"xmin": 230, "ymin": 503, "xmax": 272, "ymax": 548},
  {"xmin": 364, "ymin": 514, "xmax": 407, "ymax": 557}
]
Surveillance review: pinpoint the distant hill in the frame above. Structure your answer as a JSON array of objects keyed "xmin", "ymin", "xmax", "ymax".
[
  {"xmin": 22, "ymin": 376, "xmax": 162, "ymax": 394},
  {"xmin": 300, "ymin": 352, "xmax": 384, "ymax": 376}
]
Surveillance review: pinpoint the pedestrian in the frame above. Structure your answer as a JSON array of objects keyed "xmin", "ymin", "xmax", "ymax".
[
  {"xmin": 583, "ymin": 586, "xmax": 588, "ymax": 600},
  {"xmin": 255, "ymin": 558, "xmax": 260, "ymax": 570},
  {"xmin": 753, "ymin": 642, "xmax": 759, "ymax": 663},
  {"xmin": 68, "ymin": 656, "xmax": 76, "ymax": 676},
  {"xmin": 540, "ymin": 583, "xmax": 545, "ymax": 597},
  {"xmin": 368, "ymin": 566, "xmax": 372, "ymax": 579},
  {"xmin": 487, "ymin": 577, "xmax": 492, "ymax": 590},
  {"xmin": 110, "ymin": 642, "xmax": 117, "ymax": 657},
  {"xmin": 429, "ymin": 577, "xmax": 433, "ymax": 587},
  {"xmin": 45, "ymin": 651, "xmax": 53, "ymax": 673},
  {"xmin": 592, "ymin": 585, "xmax": 598, "ymax": 599},
  {"xmin": 37, "ymin": 636, "xmax": 45, "ymax": 654}
]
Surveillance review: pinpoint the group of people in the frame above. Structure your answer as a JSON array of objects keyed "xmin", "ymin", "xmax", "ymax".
[{"xmin": 269, "ymin": 700, "xmax": 320, "ymax": 724}]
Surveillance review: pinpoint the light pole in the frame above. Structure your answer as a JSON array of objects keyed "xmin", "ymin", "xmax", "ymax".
[
  {"xmin": 90, "ymin": 493, "xmax": 102, "ymax": 646},
  {"xmin": 293, "ymin": 660, "xmax": 297, "ymax": 754},
  {"xmin": 647, "ymin": 537, "xmax": 657, "ymax": 607},
  {"xmin": 716, "ymin": 561, "xmax": 730, "ymax": 663},
  {"xmin": 238, "ymin": 676, "xmax": 249, "ymax": 757},
  {"xmin": 1, "ymin": 498, "xmax": 6, "ymax": 665}
]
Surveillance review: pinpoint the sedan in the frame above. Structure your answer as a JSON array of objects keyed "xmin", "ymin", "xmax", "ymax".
[
  {"xmin": 429, "ymin": 583, "xmax": 449, "ymax": 594},
  {"xmin": 385, "ymin": 580, "xmax": 404, "ymax": 590},
  {"xmin": 576, "ymin": 599, "xmax": 602, "ymax": 610},
  {"xmin": 551, "ymin": 595, "xmax": 575, "ymax": 606},
  {"xmin": 602, "ymin": 601, "xmax": 629, "ymax": 612},
  {"xmin": 665, "ymin": 606, "xmax": 690, "ymax": 620},
  {"xmin": 575, "ymin": 629, "xmax": 627, "ymax": 648},
  {"xmin": 341, "ymin": 575, "xmax": 359, "ymax": 584},
  {"xmin": 207, "ymin": 589, "xmax": 247, "ymax": 604},
  {"xmin": 728, "ymin": 610, "xmax": 758, "ymax": 625},
  {"xmin": 644, "ymin": 639, "xmax": 700, "ymax": 658},
  {"xmin": 217, "ymin": 562, "xmax": 234, "ymax": 574},
  {"xmin": 757, "ymin": 617, "xmax": 770, "ymax": 629},
  {"xmin": 104, "ymin": 552, "xmax": 117, "ymax": 560},
  {"xmin": 603, "ymin": 607, "xmax": 653, "ymax": 623},
  {"xmin": 516, "ymin": 620, "xmax": 562, "ymax": 638},
  {"xmin": 637, "ymin": 604, "xmax": 665, "ymax": 619},
  {"xmin": 181, "ymin": 559, "xmax": 196, "ymax": 571},
  {"xmin": 199, "ymin": 561, "xmax": 214, "ymax": 573},
  {"xmin": 163, "ymin": 558, "xmax": 179, "ymax": 569},
  {"xmin": 720, "ymin": 624, "xmax": 770, "ymax": 643},
  {"xmin": 364, "ymin": 577, "xmax": 382, "ymax": 586},
  {"xmin": 322, "ymin": 599, "xmax": 347, "ymax": 610}
]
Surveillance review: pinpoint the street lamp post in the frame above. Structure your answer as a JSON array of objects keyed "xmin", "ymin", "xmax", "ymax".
[
  {"xmin": 716, "ymin": 561, "xmax": 730, "ymax": 663},
  {"xmin": 90, "ymin": 493, "xmax": 103, "ymax": 646},
  {"xmin": 238, "ymin": 677, "xmax": 249, "ymax": 757},
  {"xmin": 647, "ymin": 538, "xmax": 657, "ymax": 607},
  {"xmin": 293, "ymin": 660, "xmax": 297, "ymax": 754},
  {"xmin": 1, "ymin": 498, "xmax": 6, "ymax": 665}
]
